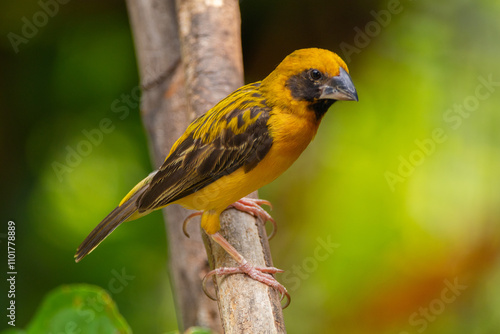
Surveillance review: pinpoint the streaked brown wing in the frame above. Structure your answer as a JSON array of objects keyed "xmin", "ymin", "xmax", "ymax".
[{"xmin": 137, "ymin": 98, "xmax": 272, "ymax": 212}]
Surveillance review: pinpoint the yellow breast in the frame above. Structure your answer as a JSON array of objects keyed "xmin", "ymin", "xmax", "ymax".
[{"xmin": 176, "ymin": 107, "xmax": 320, "ymax": 213}]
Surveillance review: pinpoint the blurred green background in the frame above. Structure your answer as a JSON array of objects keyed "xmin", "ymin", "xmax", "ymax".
[{"xmin": 1, "ymin": 0, "xmax": 500, "ymax": 333}]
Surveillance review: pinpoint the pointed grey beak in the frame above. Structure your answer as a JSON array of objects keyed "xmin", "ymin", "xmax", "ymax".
[{"xmin": 319, "ymin": 67, "xmax": 359, "ymax": 102}]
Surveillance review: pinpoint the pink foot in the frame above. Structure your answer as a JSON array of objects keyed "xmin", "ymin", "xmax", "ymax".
[
  {"xmin": 203, "ymin": 260, "xmax": 291, "ymax": 308},
  {"xmin": 228, "ymin": 198, "xmax": 277, "ymax": 239}
]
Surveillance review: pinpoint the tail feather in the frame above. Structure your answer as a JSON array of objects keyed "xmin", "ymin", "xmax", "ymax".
[{"xmin": 74, "ymin": 186, "xmax": 148, "ymax": 262}]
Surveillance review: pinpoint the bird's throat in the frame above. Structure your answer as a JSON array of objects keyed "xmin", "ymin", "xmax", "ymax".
[{"xmin": 309, "ymin": 99, "xmax": 336, "ymax": 121}]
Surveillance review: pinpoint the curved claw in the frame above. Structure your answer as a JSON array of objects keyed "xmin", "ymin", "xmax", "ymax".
[
  {"xmin": 280, "ymin": 289, "xmax": 291, "ymax": 309},
  {"xmin": 202, "ymin": 265, "xmax": 245, "ymax": 301},
  {"xmin": 202, "ymin": 262, "xmax": 291, "ymax": 308},
  {"xmin": 250, "ymin": 198, "xmax": 273, "ymax": 211},
  {"xmin": 266, "ymin": 220, "xmax": 277, "ymax": 240},
  {"xmin": 228, "ymin": 198, "xmax": 277, "ymax": 240},
  {"xmin": 202, "ymin": 271, "xmax": 217, "ymax": 301},
  {"xmin": 182, "ymin": 212, "xmax": 202, "ymax": 238}
]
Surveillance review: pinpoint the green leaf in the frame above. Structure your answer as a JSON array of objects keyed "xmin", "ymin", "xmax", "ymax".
[
  {"xmin": 0, "ymin": 329, "xmax": 25, "ymax": 334},
  {"xmin": 163, "ymin": 326, "xmax": 215, "ymax": 334},
  {"xmin": 184, "ymin": 327, "xmax": 215, "ymax": 334},
  {"xmin": 22, "ymin": 284, "xmax": 131, "ymax": 334}
]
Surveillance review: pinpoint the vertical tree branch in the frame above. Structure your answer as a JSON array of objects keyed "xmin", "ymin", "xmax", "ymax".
[
  {"xmin": 125, "ymin": 0, "xmax": 221, "ymax": 331},
  {"xmin": 126, "ymin": 0, "xmax": 286, "ymax": 332}
]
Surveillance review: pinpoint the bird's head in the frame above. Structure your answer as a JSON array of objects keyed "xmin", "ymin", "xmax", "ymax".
[{"xmin": 261, "ymin": 48, "xmax": 358, "ymax": 120}]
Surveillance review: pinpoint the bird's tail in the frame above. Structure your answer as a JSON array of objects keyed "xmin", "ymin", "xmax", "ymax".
[{"xmin": 74, "ymin": 171, "xmax": 156, "ymax": 262}]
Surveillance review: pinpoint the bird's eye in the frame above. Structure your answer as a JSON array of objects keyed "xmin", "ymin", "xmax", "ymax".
[{"xmin": 309, "ymin": 69, "xmax": 322, "ymax": 81}]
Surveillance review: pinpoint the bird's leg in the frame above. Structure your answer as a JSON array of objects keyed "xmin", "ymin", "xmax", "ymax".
[
  {"xmin": 183, "ymin": 198, "xmax": 277, "ymax": 239},
  {"xmin": 203, "ymin": 232, "xmax": 291, "ymax": 308},
  {"xmin": 227, "ymin": 197, "xmax": 277, "ymax": 239}
]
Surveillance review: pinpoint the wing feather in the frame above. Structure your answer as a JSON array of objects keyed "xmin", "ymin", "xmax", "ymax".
[{"xmin": 137, "ymin": 83, "xmax": 273, "ymax": 212}]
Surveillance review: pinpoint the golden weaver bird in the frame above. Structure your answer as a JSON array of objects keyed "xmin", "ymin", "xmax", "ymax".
[{"xmin": 75, "ymin": 48, "xmax": 358, "ymax": 306}]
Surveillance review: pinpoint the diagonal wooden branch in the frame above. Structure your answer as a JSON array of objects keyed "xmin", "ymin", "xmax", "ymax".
[
  {"xmin": 175, "ymin": 0, "xmax": 285, "ymax": 333},
  {"xmin": 126, "ymin": 0, "xmax": 286, "ymax": 332}
]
